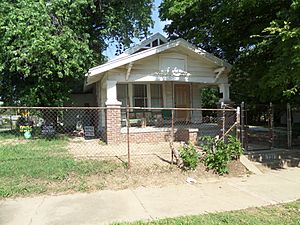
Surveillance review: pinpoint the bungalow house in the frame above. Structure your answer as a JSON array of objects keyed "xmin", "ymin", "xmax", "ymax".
[{"xmin": 84, "ymin": 33, "xmax": 232, "ymax": 144}]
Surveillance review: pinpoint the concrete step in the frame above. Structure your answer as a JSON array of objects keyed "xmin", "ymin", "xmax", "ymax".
[{"xmin": 246, "ymin": 149, "xmax": 300, "ymax": 169}]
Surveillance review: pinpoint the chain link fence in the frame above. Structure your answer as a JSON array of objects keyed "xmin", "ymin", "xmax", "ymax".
[
  {"xmin": 0, "ymin": 106, "xmax": 238, "ymax": 169},
  {"xmin": 241, "ymin": 102, "xmax": 300, "ymax": 151},
  {"xmin": 291, "ymin": 105, "xmax": 300, "ymax": 149}
]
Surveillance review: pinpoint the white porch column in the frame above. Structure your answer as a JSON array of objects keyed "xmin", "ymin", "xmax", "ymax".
[
  {"xmin": 218, "ymin": 84, "xmax": 230, "ymax": 103},
  {"xmin": 105, "ymin": 80, "xmax": 122, "ymax": 144},
  {"xmin": 105, "ymin": 80, "xmax": 122, "ymax": 106},
  {"xmin": 191, "ymin": 84, "xmax": 202, "ymax": 123},
  {"xmin": 164, "ymin": 82, "xmax": 173, "ymax": 107}
]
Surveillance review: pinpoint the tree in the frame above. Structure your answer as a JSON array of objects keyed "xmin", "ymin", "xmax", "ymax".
[
  {"xmin": 201, "ymin": 87, "xmax": 219, "ymax": 109},
  {"xmin": 0, "ymin": 0, "xmax": 153, "ymax": 106},
  {"xmin": 160, "ymin": 0, "xmax": 300, "ymax": 104}
]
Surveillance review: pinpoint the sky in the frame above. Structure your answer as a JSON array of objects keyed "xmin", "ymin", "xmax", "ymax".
[{"xmin": 103, "ymin": 0, "xmax": 170, "ymax": 60}]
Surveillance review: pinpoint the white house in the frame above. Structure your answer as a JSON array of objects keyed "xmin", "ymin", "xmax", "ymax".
[{"xmin": 84, "ymin": 33, "xmax": 232, "ymax": 143}]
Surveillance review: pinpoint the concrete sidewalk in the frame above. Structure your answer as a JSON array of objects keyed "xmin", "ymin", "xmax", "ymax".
[{"xmin": 1, "ymin": 168, "xmax": 300, "ymax": 225}]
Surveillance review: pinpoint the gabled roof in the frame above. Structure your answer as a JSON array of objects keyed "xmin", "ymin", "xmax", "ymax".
[
  {"xmin": 116, "ymin": 33, "xmax": 168, "ymax": 58},
  {"xmin": 85, "ymin": 33, "xmax": 232, "ymax": 85}
]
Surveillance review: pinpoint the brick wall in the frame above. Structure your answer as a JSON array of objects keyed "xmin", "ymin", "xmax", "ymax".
[
  {"xmin": 106, "ymin": 107, "xmax": 199, "ymax": 145},
  {"xmin": 119, "ymin": 129, "xmax": 198, "ymax": 144},
  {"xmin": 106, "ymin": 106, "xmax": 122, "ymax": 144}
]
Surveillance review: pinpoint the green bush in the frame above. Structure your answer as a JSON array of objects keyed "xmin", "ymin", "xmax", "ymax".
[
  {"xmin": 200, "ymin": 136, "xmax": 243, "ymax": 175},
  {"xmin": 179, "ymin": 142, "xmax": 199, "ymax": 170},
  {"xmin": 227, "ymin": 136, "xmax": 244, "ymax": 159}
]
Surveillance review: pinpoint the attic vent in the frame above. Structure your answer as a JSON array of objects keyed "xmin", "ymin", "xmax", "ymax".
[
  {"xmin": 131, "ymin": 34, "xmax": 168, "ymax": 55},
  {"xmin": 152, "ymin": 39, "xmax": 158, "ymax": 47}
]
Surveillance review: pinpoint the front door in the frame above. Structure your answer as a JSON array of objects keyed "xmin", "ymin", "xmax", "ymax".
[{"xmin": 174, "ymin": 84, "xmax": 191, "ymax": 121}]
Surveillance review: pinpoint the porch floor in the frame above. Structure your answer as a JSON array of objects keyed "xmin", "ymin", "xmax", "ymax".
[{"xmin": 120, "ymin": 123, "xmax": 219, "ymax": 136}]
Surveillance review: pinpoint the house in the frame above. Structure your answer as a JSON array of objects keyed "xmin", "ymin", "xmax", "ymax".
[{"xmin": 84, "ymin": 33, "xmax": 232, "ymax": 144}]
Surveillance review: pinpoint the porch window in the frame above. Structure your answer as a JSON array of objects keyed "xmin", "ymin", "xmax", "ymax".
[
  {"xmin": 117, "ymin": 84, "xmax": 128, "ymax": 107},
  {"xmin": 150, "ymin": 84, "xmax": 163, "ymax": 107},
  {"xmin": 133, "ymin": 84, "xmax": 147, "ymax": 107}
]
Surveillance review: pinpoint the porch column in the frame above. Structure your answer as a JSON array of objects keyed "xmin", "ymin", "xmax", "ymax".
[
  {"xmin": 217, "ymin": 84, "xmax": 234, "ymax": 139},
  {"xmin": 106, "ymin": 80, "xmax": 121, "ymax": 105},
  {"xmin": 218, "ymin": 83, "xmax": 230, "ymax": 103},
  {"xmin": 105, "ymin": 80, "xmax": 122, "ymax": 144},
  {"xmin": 192, "ymin": 84, "xmax": 202, "ymax": 123}
]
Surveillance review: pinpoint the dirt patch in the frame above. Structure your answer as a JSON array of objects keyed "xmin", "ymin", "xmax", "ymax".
[
  {"xmin": 65, "ymin": 139, "xmax": 249, "ymax": 193},
  {"xmin": 67, "ymin": 140, "xmax": 182, "ymax": 167},
  {"xmin": 78, "ymin": 160, "xmax": 249, "ymax": 192},
  {"xmin": 1, "ymin": 159, "xmax": 248, "ymax": 199}
]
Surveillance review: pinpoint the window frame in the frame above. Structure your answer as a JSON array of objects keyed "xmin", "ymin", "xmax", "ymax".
[
  {"xmin": 133, "ymin": 84, "xmax": 148, "ymax": 107},
  {"xmin": 150, "ymin": 84, "xmax": 163, "ymax": 108}
]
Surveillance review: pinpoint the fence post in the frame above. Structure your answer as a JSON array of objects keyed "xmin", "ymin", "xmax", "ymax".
[
  {"xmin": 241, "ymin": 102, "xmax": 246, "ymax": 151},
  {"xmin": 10, "ymin": 114, "xmax": 13, "ymax": 131},
  {"xmin": 126, "ymin": 106, "xmax": 131, "ymax": 169},
  {"xmin": 236, "ymin": 106, "xmax": 241, "ymax": 142},
  {"xmin": 269, "ymin": 102, "xmax": 274, "ymax": 149},
  {"xmin": 287, "ymin": 103, "xmax": 292, "ymax": 149},
  {"xmin": 171, "ymin": 109, "xmax": 175, "ymax": 164},
  {"xmin": 222, "ymin": 102, "xmax": 225, "ymax": 139}
]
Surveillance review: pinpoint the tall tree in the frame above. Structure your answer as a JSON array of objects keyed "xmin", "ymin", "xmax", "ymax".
[
  {"xmin": 0, "ymin": 0, "xmax": 153, "ymax": 106},
  {"xmin": 160, "ymin": 0, "xmax": 300, "ymax": 104}
]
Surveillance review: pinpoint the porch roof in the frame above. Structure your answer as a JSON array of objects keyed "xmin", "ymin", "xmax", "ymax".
[{"xmin": 85, "ymin": 34, "xmax": 232, "ymax": 86}]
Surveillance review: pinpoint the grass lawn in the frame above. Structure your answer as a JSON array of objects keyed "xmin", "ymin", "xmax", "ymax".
[
  {"xmin": 113, "ymin": 200, "xmax": 300, "ymax": 225},
  {"xmin": 0, "ymin": 137, "xmax": 119, "ymax": 198}
]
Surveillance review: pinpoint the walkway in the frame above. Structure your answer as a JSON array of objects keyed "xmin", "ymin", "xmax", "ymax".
[{"xmin": 1, "ymin": 168, "xmax": 300, "ymax": 225}]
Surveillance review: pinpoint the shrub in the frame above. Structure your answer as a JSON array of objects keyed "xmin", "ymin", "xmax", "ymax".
[
  {"xmin": 227, "ymin": 136, "xmax": 244, "ymax": 159},
  {"xmin": 179, "ymin": 142, "xmax": 199, "ymax": 170},
  {"xmin": 200, "ymin": 136, "xmax": 243, "ymax": 175}
]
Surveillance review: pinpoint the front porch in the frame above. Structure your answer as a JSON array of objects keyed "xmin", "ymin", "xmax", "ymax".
[
  {"xmin": 84, "ymin": 34, "xmax": 233, "ymax": 144},
  {"xmin": 102, "ymin": 78, "xmax": 232, "ymax": 144},
  {"xmin": 104, "ymin": 104, "xmax": 236, "ymax": 144}
]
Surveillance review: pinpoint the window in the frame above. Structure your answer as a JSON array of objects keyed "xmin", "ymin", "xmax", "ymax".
[
  {"xmin": 133, "ymin": 84, "xmax": 147, "ymax": 107},
  {"xmin": 161, "ymin": 58, "xmax": 186, "ymax": 73},
  {"xmin": 152, "ymin": 39, "xmax": 158, "ymax": 47},
  {"xmin": 151, "ymin": 84, "xmax": 163, "ymax": 107},
  {"xmin": 117, "ymin": 84, "xmax": 128, "ymax": 107}
]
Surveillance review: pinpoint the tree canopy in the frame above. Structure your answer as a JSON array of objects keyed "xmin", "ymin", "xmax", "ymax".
[
  {"xmin": 160, "ymin": 0, "xmax": 300, "ymax": 104},
  {"xmin": 0, "ymin": 0, "xmax": 153, "ymax": 106}
]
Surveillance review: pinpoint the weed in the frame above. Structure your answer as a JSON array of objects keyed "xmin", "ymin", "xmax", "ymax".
[
  {"xmin": 179, "ymin": 142, "xmax": 199, "ymax": 170},
  {"xmin": 200, "ymin": 136, "xmax": 243, "ymax": 175}
]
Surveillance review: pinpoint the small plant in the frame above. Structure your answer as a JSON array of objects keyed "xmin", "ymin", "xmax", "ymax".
[
  {"xmin": 98, "ymin": 139, "xmax": 106, "ymax": 145},
  {"xmin": 179, "ymin": 142, "xmax": 199, "ymax": 170},
  {"xmin": 200, "ymin": 136, "xmax": 243, "ymax": 175},
  {"xmin": 227, "ymin": 136, "xmax": 244, "ymax": 159}
]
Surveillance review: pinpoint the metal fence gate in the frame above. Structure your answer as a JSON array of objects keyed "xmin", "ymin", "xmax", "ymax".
[{"xmin": 241, "ymin": 102, "xmax": 300, "ymax": 152}]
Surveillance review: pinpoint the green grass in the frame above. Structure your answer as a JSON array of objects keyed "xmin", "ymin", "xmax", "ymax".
[
  {"xmin": 0, "ymin": 138, "xmax": 119, "ymax": 198},
  {"xmin": 0, "ymin": 131, "xmax": 17, "ymax": 140},
  {"xmin": 113, "ymin": 200, "xmax": 300, "ymax": 225}
]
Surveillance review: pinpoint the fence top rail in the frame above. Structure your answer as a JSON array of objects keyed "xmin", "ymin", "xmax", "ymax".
[
  {"xmin": 0, "ymin": 106, "xmax": 237, "ymax": 112},
  {"xmin": 0, "ymin": 106, "xmax": 106, "ymax": 110},
  {"xmin": 120, "ymin": 107, "xmax": 236, "ymax": 112}
]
